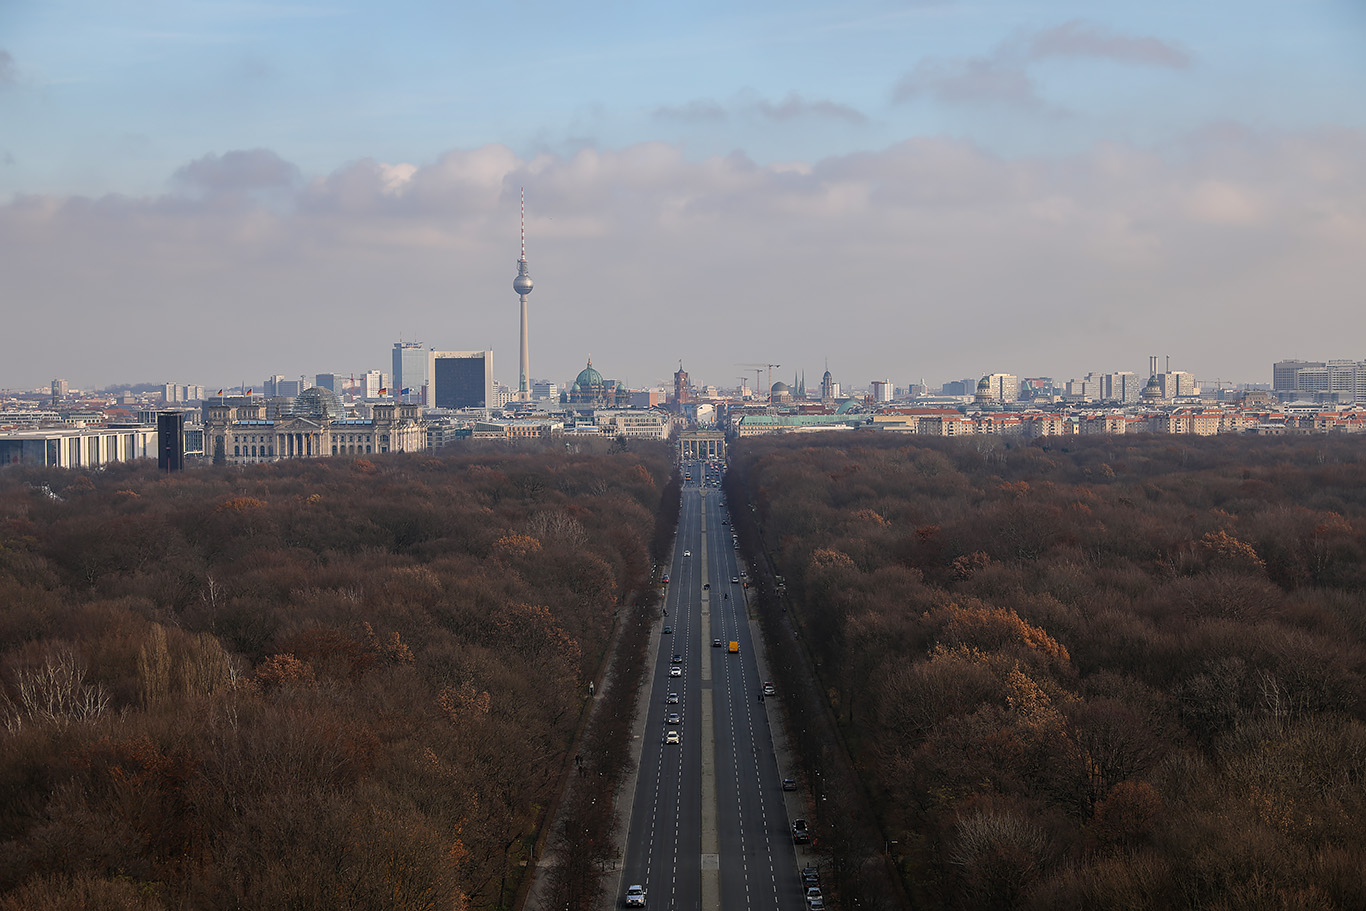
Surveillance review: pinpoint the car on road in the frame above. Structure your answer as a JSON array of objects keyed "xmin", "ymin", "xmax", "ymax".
[
  {"xmin": 801, "ymin": 865, "xmax": 820, "ymax": 885},
  {"xmin": 666, "ymin": 712, "xmax": 680, "ymax": 725},
  {"xmin": 669, "ymin": 666, "xmax": 682, "ymax": 677},
  {"xmin": 671, "ymin": 654, "xmax": 683, "ymax": 664},
  {"xmin": 664, "ymin": 730, "xmax": 680, "ymax": 745},
  {"xmin": 683, "ymin": 550, "xmax": 691, "ymax": 557},
  {"xmin": 793, "ymin": 819, "xmax": 810, "ymax": 844},
  {"xmin": 625, "ymin": 884, "xmax": 646, "ymax": 907},
  {"xmin": 666, "ymin": 692, "xmax": 679, "ymax": 704},
  {"xmin": 732, "ymin": 576, "xmax": 740, "ymax": 583},
  {"xmin": 663, "ymin": 625, "xmax": 672, "ymax": 634},
  {"xmin": 712, "ymin": 638, "xmax": 722, "ymax": 648},
  {"xmin": 806, "ymin": 886, "xmax": 823, "ymax": 907},
  {"xmin": 661, "ymin": 574, "xmax": 669, "ymax": 583},
  {"xmin": 808, "ymin": 898, "xmax": 824, "ymax": 911},
  {"xmin": 783, "ymin": 778, "xmax": 798, "ymax": 791},
  {"xmin": 762, "ymin": 682, "xmax": 776, "ymax": 696}
]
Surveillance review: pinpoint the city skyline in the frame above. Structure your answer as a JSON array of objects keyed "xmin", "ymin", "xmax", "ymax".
[{"xmin": 2, "ymin": 1, "xmax": 1364, "ymax": 389}]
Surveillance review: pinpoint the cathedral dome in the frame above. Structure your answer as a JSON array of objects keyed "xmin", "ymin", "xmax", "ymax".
[{"xmin": 572, "ymin": 360, "xmax": 604, "ymax": 391}]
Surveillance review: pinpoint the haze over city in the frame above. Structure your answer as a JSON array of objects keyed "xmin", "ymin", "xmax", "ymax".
[{"xmin": 2, "ymin": 0, "xmax": 1364, "ymax": 391}]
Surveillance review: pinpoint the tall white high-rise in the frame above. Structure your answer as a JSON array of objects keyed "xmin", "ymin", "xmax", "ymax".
[{"xmin": 512, "ymin": 189, "xmax": 535, "ymax": 403}]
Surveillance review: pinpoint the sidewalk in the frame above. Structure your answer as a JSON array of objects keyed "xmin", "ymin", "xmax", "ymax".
[{"xmin": 518, "ymin": 587, "xmax": 666, "ymax": 911}]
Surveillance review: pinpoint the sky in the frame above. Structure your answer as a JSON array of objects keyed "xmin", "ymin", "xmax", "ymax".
[{"xmin": 2, "ymin": 0, "xmax": 1364, "ymax": 393}]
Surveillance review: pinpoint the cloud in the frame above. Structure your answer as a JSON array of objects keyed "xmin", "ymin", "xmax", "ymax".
[
  {"xmin": 1029, "ymin": 20, "xmax": 1190, "ymax": 68},
  {"xmin": 1, "ymin": 129, "xmax": 1362, "ymax": 390},
  {"xmin": 0, "ymin": 49, "xmax": 18, "ymax": 87},
  {"xmin": 653, "ymin": 100, "xmax": 729, "ymax": 124},
  {"xmin": 894, "ymin": 55, "xmax": 1045, "ymax": 109},
  {"xmin": 655, "ymin": 93, "xmax": 867, "ymax": 126},
  {"xmin": 748, "ymin": 93, "xmax": 868, "ymax": 125},
  {"xmin": 1, "ymin": 150, "xmax": 13, "ymax": 166},
  {"xmin": 894, "ymin": 19, "xmax": 1190, "ymax": 109},
  {"xmin": 172, "ymin": 148, "xmax": 302, "ymax": 195}
]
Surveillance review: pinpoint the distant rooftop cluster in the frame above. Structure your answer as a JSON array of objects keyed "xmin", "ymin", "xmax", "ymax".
[{"xmin": 5, "ymin": 354, "xmax": 1363, "ymax": 471}]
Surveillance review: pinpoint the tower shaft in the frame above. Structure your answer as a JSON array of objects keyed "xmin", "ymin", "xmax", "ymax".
[{"xmin": 519, "ymin": 294, "xmax": 530, "ymax": 401}]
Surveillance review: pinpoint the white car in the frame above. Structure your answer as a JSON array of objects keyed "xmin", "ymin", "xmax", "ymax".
[
  {"xmin": 683, "ymin": 550, "xmax": 691, "ymax": 557},
  {"xmin": 664, "ymin": 730, "xmax": 681, "ymax": 745},
  {"xmin": 625, "ymin": 884, "xmax": 646, "ymax": 907},
  {"xmin": 669, "ymin": 666, "xmax": 682, "ymax": 677}
]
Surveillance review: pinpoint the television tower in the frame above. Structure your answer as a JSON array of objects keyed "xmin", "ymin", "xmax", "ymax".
[{"xmin": 512, "ymin": 188, "xmax": 535, "ymax": 403}]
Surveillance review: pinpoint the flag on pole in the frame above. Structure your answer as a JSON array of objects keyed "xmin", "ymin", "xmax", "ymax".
[
  {"xmin": 379, "ymin": 388, "xmax": 387, "ymax": 395},
  {"xmin": 216, "ymin": 389, "xmax": 224, "ymax": 396},
  {"xmin": 401, "ymin": 387, "xmax": 411, "ymax": 395},
  {"xmin": 246, "ymin": 389, "xmax": 253, "ymax": 395}
]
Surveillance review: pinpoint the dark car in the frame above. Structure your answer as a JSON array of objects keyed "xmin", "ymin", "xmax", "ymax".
[
  {"xmin": 671, "ymin": 654, "xmax": 683, "ymax": 664},
  {"xmin": 801, "ymin": 865, "xmax": 820, "ymax": 885},
  {"xmin": 782, "ymin": 777, "xmax": 798, "ymax": 791},
  {"xmin": 793, "ymin": 819, "xmax": 810, "ymax": 844},
  {"xmin": 663, "ymin": 625, "xmax": 672, "ymax": 634},
  {"xmin": 712, "ymin": 638, "xmax": 722, "ymax": 648}
]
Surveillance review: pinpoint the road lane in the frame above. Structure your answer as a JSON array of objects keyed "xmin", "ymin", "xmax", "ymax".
[{"xmin": 616, "ymin": 460, "xmax": 805, "ymax": 911}]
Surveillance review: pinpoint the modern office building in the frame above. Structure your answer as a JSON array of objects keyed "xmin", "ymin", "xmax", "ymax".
[
  {"xmin": 0, "ymin": 424, "xmax": 159, "ymax": 468},
  {"xmin": 157, "ymin": 412, "xmax": 186, "ymax": 472},
  {"xmin": 392, "ymin": 342, "xmax": 428, "ymax": 404},
  {"xmin": 1274, "ymin": 360, "xmax": 1324, "ymax": 393},
  {"xmin": 1274, "ymin": 359, "xmax": 1366, "ymax": 401},
  {"xmin": 429, "ymin": 350, "xmax": 494, "ymax": 410},
  {"xmin": 976, "ymin": 374, "xmax": 1020, "ymax": 404},
  {"xmin": 360, "ymin": 371, "xmax": 388, "ymax": 400},
  {"xmin": 263, "ymin": 376, "xmax": 303, "ymax": 398}
]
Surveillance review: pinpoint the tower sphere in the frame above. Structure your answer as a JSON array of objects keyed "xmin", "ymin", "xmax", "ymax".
[{"xmin": 513, "ymin": 270, "xmax": 533, "ymax": 296}]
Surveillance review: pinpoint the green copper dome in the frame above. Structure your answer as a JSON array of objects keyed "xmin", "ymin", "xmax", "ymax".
[{"xmin": 572, "ymin": 359, "xmax": 604, "ymax": 391}]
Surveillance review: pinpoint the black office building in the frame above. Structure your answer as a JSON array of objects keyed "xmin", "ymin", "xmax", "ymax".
[
  {"xmin": 157, "ymin": 411, "xmax": 186, "ymax": 471},
  {"xmin": 430, "ymin": 350, "xmax": 493, "ymax": 410}
]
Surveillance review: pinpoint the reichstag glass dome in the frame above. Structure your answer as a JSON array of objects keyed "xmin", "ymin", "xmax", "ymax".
[{"xmin": 291, "ymin": 386, "xmax": 346, "ymax": 421}]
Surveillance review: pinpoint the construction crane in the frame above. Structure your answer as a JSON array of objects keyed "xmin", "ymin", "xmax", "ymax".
[
  {"xmin": 736, "ymin": 376, "xmax": 751, "ymax": 399},
  {"xmin": 736, "ymin": 363, "xmax": 782, "ymax": 404}
]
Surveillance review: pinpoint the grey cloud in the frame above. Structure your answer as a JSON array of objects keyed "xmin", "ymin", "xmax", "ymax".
[
  {"xmin": 749, "ymin": 93, "xmax": 868, "ymax": 125},
  {"xmin": 655, "ymin": 94, "xmax": 867, "ymax": 126},
  {"xmin": 1029, "ymin": 20, "xmax": 1191, "ymax": 68},
  {"xmin": 0, "ymin": 50, "xmax": 17, "ymax": 86},
  {"xmin": 172, "ymin": 148, "xmax": 302, "ymax": 194},
  {"xmin": 2, "ymin": 129, "xmax": 1362, "ymax": 391},
  {"xmin": 1, "ymin": 151, "xmax": 14, "ymax": 166},
  {"xmin": 893, "ymin": 56, "xmax": 1044, "ymax": 109},
  {"xmin": 652, "ymin": 100, "xmax": 729, "ymax": 124},
  {"xmin": 895, "ymin": 19, "xmax": 1188, "ymax": 109}
]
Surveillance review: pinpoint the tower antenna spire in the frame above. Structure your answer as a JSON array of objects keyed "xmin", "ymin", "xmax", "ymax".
[{"xmin": 520, "ymin": 187, "xmax": 526, "ymax": 261}]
